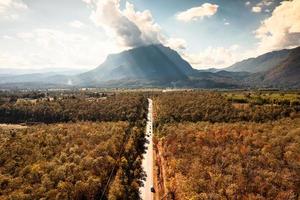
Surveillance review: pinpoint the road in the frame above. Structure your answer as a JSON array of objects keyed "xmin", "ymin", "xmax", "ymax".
[{"xmin": 140, "ymin": 98, "xmax": 154, "ymax": 200}]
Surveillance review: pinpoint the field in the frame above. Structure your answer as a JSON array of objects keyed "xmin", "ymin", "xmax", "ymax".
[{"xmin": 153, "ymin": 91, "xmax": 300, "ymax": 200}]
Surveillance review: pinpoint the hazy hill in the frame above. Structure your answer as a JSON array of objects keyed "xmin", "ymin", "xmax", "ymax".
[
  {"xmin": 0, "ymin": 68, "xmax": 85, "ymax": 76},
  {"xmin": 0, "ymin": 73, "xmax": 71, "ymax": 85},
  {"xmin": 245, "ymin": 46, "xmax": 300, "ymax": 88},
  {"xmin": 226, "ymin": 49, "xmax": 290, "ymax": 73}
]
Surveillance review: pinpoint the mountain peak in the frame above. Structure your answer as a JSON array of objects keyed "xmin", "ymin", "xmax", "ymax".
[{"xmin": 78, "ymin": 43, "xmax": 194, "ymax": 86}]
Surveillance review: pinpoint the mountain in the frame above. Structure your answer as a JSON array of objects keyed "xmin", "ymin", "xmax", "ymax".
[
  {"xmin": 77, "ymin": 44, "xmax": 195, "ymax": 86},
  {"xmin": 245, "ymin": 46, "xmax": 300, "ymax": 88},
  {"xmin": 0, "ymin": 44, "xmax": 238, "ymax": 89},
  {"xmin": 264, "ymin": 47, "xmax": 300, "ymax": 87},
  {"xmin": 0, "ymin": 68, "xmax": 85, "ymax": 76},
  {"xmin": 226, "ymin": 49, "xmax": 290, "ymax": 73},
  {"xmin": 195, "ymin": 68, "xmax": 223, "ymax": 73},
  {"xmin": 0, "ymin": 73, "xmax": 73, "ymax": 87}
]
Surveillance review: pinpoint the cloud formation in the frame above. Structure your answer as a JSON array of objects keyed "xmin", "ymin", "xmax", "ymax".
[
  {"xmin": 0, "ymin": 0, "xmax": 27, "ymax": 19},
  {"xmin": 69, "ymin": 20, "xmax": 84, "ymax": 28},
  {"xmin": 252, "ymin": 6, "xmax": 262, "ymax": 13},
  {"xmin": 122, "ymin": 2, "xmax": 163, "ymax": 46},
  {"xmin": 166, "ymin": 38, "xmax": 187, "ymax": 50},
  {"xmin": 83, "ymin": 0, "xmax": 239, "ymax": 69},
  {"xmin": 0, "ymin": 0, "xmax": 27, "ymax": 13},
  {"xmin": 83, "ymin": 0, "xmax": 186, "ymax": 50},
  {"xmin": 176, "ymin": 3, "xmax": 218, "ymax": 22},
  {"xmin": 255, "ymin": 0, "xmax": 300, "ymax": 53},
  {"xmin": 251, "ymin": 0, "xmax": 273, "ymax": 14},
  {"xmin": 89, "ymin": 0, "xmax": 145, "ymax": 47},
  {"xmin": 0, "ymin": 28, "xmax": 116, "ymax": 69},
  {"xmin": 183, "ymin": 45, "xmax": 240, "ymax": 69},
  {"xmin": 85, "ymin": 0, "xmax": 161, "ymax": 47}
]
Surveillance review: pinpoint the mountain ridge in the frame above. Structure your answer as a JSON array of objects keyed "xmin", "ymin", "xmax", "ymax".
[
  {"xmin": 245, "ymin": 46, "xmax": 300, "ymax": 88},
  {"xmin": 226, "ymin": 49, "xmax": 290, "ymax": 73}
]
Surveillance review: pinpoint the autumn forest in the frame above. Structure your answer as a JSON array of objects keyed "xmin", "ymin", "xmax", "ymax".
[{"xmin": 0, "ymin": 90, "xmax": 299, "ymax": 200}]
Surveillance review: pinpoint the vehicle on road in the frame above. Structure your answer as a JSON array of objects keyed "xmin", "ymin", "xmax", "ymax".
[{"xmin": 151, "ymin": 187, "xmax": 155, "ymax": 193}]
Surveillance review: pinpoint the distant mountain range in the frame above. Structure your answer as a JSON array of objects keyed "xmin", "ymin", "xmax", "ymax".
[
  {"xmin": 0, "ymin": 44, "xmax": 299, "ymax": 89},
  {"xmin": 225, "ymin": 49, "xmax": 290, "ymax": 73},
  {"xmin": 242, "ymin": 46, "xmax": 300, "ymax": 88},
  {"xmin": 0, "ymin": 68, "xmax": 85, "ymax": 76}
]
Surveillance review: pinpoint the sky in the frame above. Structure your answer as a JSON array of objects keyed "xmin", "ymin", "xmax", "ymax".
[{"xmin": 0, "ymin": 0, "xmax": 300, "ymax": 71}]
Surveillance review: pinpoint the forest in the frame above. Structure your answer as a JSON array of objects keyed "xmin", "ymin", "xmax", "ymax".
[
  {"xmin": 1, "ymin": 90, "xmax": 300, "ymax": 200},
  {"xmin": 155, "ymin": 118, "xmax": 300, "ymax": 199},
  {"xmin": 0, "ymin": 93, "xmax": 147, "ymax": 123},
  {"xmin": 153, "ymin": 92, "xmax": 300, "ymax": 125},
  {"xmin": 153, "ymin": 91, "xmax": 300, "ymax": 200},
  {"xmin": 0, "ymin": 122, "xmax": 147, "ymax": 199},
  {"xmin": 0, "ymin": 92, "xmax": 149, "ymax": 200}
]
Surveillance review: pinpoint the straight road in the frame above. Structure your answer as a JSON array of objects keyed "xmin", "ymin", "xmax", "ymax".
[{"xmin": 140, "ymin": 98, "xmax": 154, "ymax": 200}]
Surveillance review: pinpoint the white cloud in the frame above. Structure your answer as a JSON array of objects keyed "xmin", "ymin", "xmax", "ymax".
[
  {"xmin": 255, "ymin": 0, "xmax": 300, "ymax": 53},
  {"xmin": 252, "ymin": 6, "xmax": 262, "ymax": 13},
  {"xmin": 265, "ymin": 9, "xmax": 270, "ymax": 13},
  {"xmin": 83, "ymin": 0, "xmax": 186, "ymax": 51},
  {"xmin": 176, "ymin": 3, "xmax": 219, "ymax": 22},
  {"xmin": 122, "ymin": 2, "xmax": 163, "ymax": 45},
  {"xmin": 83, "ymin": 0, "xmax": 241, "ymax": 69},
  {"xmin": 0, "ymin": 0, "xmax": 27, "ymax": 13},
  {"xmin": 32, "ymin": 29, "xmax": 88, "ymax": 48},
  {"xmin": 245, "ymin": 1, "xmax": 251, "ymax": 6},
  {"xmin": 82, "ymin": 0, "xmax": 92, "ymax": 4},
  {"xmin": 1, "ymin": 0, "xmax": 188, "ymax": 70},
  {"xmin": 251, "ymin": 0, "xmax": 273, "ymax": 13},
  {"xmin": 16, "ymin": 32, "xmax": 34, "ymax": 40},
  {"xmin": 257, "ymin": 0, "xmax": 273, "ymax": 7},
  {"xmin": 87, "ymin": 0, "xmax": 149, "ymax": 47},
  {"xmin": 0, "ymin": 0, "xmax": 28, "ymax": 19},
  {"xmin": 182, "ymin": 45, "xmax": 240, "ymax": 69},
  {"xmin": 0, "ymin": 28, "xmax": 119, "ymax": 69},
  {"xmin": 2, "ymin": 35, "xmax": 13, "ymax": 39},
  {"xmin": 123, "ymin": 2, "xmax": 187, "ymax": 50},
  {"xmin": 69, "ymin": 20, "xmax": 84, "ymax": 28},
  {"xmin": 0, "ymin": 53, "xmax": 26, "ymax": 67},
  {"xmin": 224, "ymin": 22, "xmax": 230, "ymax": 26},
  {"xmin": 166, "ymin": 38, "xmax": 187, "ymax": 50}
]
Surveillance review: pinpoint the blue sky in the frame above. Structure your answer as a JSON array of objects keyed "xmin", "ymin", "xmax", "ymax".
[{"xmin": 0, "ymin": 0, "xmax": 299, "ymax": 71}]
